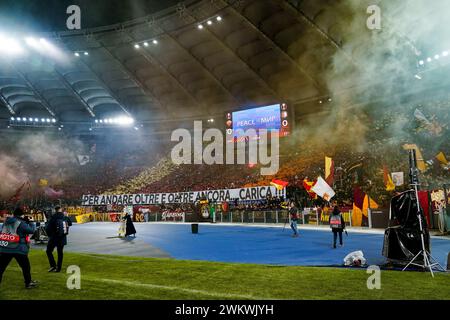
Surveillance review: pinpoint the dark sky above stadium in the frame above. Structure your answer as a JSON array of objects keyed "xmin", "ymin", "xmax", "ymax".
[{"xmin": 0, "ymin": 0, "xmax": 181, "ymax": 32}]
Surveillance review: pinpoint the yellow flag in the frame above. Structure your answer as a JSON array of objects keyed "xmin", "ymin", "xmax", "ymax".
[
  {"xmin": 402, "ymin": 144, "xmax": 427, "ymax": 171},
  {"xmin": 436, "ymin": 152, "xmax": 448, "ymax": 165},
  {"xmin": 352, "ymin": 203, "xmax": 363, "ymax": 227},
  {"xmin": 386, "ymin": 174, "xmax": 395, "ymax": 191},
  {"xmin": 362, "ymin": 195, "xmax": 379, "ymax": 217}
]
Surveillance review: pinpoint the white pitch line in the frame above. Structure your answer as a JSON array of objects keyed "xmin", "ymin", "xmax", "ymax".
[{"xmin": 89, "ymin": 277, "xmax": 273, "ymax": 300}]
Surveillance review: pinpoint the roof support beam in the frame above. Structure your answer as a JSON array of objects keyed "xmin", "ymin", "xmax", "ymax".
[
  {"xmin": 273, "ymin": 0, "xmax": 357, "ymax": 67},
  {"xmin": 168, "ymin": 10, "xmax": 282, "ymax": 102},
  {"xmin": 99, "ymin": 43, "xmax": 165, "ymax": 111},
  {"xmin": 122, "ymin": 32, "xmax": 203, "ymax": 108},
  {"xmin": 51, "ymin": 68, "xmax": 96, "ymax": 118},
  {"xmin": 56, "ymin": 38, "xmax": 133, "ymax": 116},
  {"xmin": 222, "ymin": 0, "xmax": 325, "ymax": 91},
  {"xmin": 9, "ymin": 62, "xmax": 56, "ymax": 117},
  {"xmin": 0, "ymin": 91, "xmax": 15, "ymax": 115},
  {"xmin": 160, "ymin": 32, "xmax": 244, "ymax": 105}
]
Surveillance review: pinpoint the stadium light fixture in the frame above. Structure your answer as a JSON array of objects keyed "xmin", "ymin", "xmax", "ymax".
[
  {"xmin": 17, "ymin": 118, "xmax": 21, "ymax": 121},
  {"xmin": 84, "ymin": 51, "xmax": 89, "ymax": 56},
  {"xmin": 10, "ymin": 117, "xmax": 14, "ymax": 121},
  {"xmin": 74, "ymin": 52, "xmax": 80, "ymax": 57},
  {"xmin": 443, "ymin": 51, "xmax": 448, "ymax": 57},
  {"xmin": 46, "ymin": 118, "xmax": 51, "ymax": 123},
  {"xmin": 216, "ymin": 16, "xmax": 222, "ymax": 22},
  {"xmin": 198, "ymin": 24, "xmax": 204, "ymax": 30},
  {"xmin": 28, "ymin": 117, "xmax": 33, "ymax": 122},
  {"xmin": 25, "ymin": 37, "xmax": 37, "ymax": 46},
  {"xmin": 434, "ymin": 54, "xmax": 440, "ymax": 60},
  {"xmin": 99, "ymin": 120, "xmax": 103, "ymax": 123},
  {"xmin": 418, "ymin": 60, "xmax": 424, "ymax": 65},
  {"xmin": 207, "ymin": 20, "xmax": 212, "ymax": 25},
  {"xmin": 34, "ymin": 118, "xmax": 39, "ymax": 122},
  {"xmin": 134, "ymin": 44, "xmax": 140, "ymax": 49},
  {"xmin": 427, "ymin": 57, "xmax": 432, "ymax": 62},
  {"xmin": 415, "ymin": 74, "xmax": 422, "ymax": 80},
  {"xmin": 153, "ymin": 39, "xmax": 158, "ymax": 44},
  {"xmin": 143, "ymin": 42, "xmax": 149, "ymax": 47},
  {"xmin": 0, "ymin": 35, "xmax": 24, "ymax": 55},
  {"xmin": 95, "ymin": 119, "xmax": 98, "ymax": 123},
  {"xmin": 52, "ymin": 118, "xmax": 56, "ymax": 123}
]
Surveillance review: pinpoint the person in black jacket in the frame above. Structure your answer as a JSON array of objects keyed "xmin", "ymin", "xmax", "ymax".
[
  {"xmin": 45, "ymin": 206, "xmax": 72, "ymax": 272},
  {"xmin": 289, "ymin": 202, "xmax": 299, "ymax": 237},
  {"xmin": 123, "ymin": 213, "xmax": 136, "ymax": 237},
  {"xmin": 329, "ymin": 206, "xmax": 346, "ymax": 248},
  {"xmin": 0, "ymin": 207, "xmax": 38, "ymax": 289}
]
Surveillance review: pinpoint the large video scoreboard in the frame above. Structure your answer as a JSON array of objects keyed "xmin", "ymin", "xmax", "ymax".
[{"xmin": 225, "ymin": 103, "xmax": 291, "ymax": 142}]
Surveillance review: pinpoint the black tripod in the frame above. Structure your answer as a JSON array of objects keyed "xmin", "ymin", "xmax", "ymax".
[{"xmin": 402, "ymin": 150, "xmax": 445, "ymax": 277}]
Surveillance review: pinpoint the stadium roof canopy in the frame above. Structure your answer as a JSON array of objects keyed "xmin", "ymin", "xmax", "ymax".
[{"xmin": 0, "ymin": 0, "xmax": 446, "ymax": 127}]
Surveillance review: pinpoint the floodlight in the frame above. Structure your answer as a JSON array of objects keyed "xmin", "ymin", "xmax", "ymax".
[
  {"xmin": 198, "ymin": 24, "xmax": 203, "ymax": 30},
  {"xmin": 216, "ymin": 16, "xmax": 222, "ymax": 21},
  {"xmin": 153, "ymin": 39, "xmax": 158, "ymax": 44},
  {"xmin": 207, "ymin": 20, "xmax": 212, "ymax": 25},
  {"xmin": 134, "ymin": 44, "xmax": 140, "ymax": 49}
]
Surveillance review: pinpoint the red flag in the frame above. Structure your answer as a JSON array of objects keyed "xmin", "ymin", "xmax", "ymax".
[
  {"xmin": 353, "ymin": 187, "xmax": 365, "ymax": 210},
  {"xmin": 8, "ymin": 182, "xmax": 26, "ymax": 203}
]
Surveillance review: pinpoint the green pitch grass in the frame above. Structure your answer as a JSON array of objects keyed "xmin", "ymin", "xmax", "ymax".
[{"xmin": 0, "ymin": 250, "xmax": 448, "ymax": 300}]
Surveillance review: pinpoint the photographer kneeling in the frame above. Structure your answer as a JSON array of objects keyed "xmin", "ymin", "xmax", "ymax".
[{"xmin": 0, "ymin": 207, "xmax": 38, "ymax": 289}]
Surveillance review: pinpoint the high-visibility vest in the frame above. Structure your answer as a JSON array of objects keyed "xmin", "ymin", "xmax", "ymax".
[{"xmin": 330, "ymin": 214, "xmax": 343, "ymax": 229}]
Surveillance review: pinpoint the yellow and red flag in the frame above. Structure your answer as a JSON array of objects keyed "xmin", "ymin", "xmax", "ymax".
[
  {"xmin": 270, "ymin": 179, "xmax": 289, "ymax": 191},
  {"xmin": 303, "ymin": 178, "xmax": 317, "ymax": 199}
]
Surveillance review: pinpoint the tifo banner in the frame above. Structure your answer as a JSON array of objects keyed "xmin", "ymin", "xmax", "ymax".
[{"xmin": 81, "ymin": 186, "xmax": 285, "ymax": 206}]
